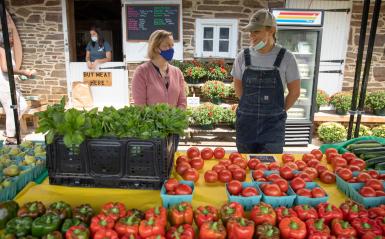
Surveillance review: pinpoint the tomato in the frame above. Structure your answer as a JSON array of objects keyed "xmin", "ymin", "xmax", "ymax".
[
  {"xmin": 295, "ymin": 160, "xmax": 307, "ymax": 171},
  {"xmin": 367, "ymin": 170, "xmax": 380, "ymax": 179},
  {"xmin": 183, "ymin": 168, "xmax": 199, "ymax": 182},
  {"xmin": 176, "ymin": 162, "xmax": 191, "ymax": 176},
  {"xmin": 268, "ymin": 162, "xmax": 280, "ymax": 171},
  {"xmin": 204, "ymin": 170, "xmax": 218, "ymax": 183},
  {"xmin": 252, "ymin": 170, "xmax": 265, "ymax": 180},
  {"xmin": 315, "ymin": 164, "xmax": 328, "ymax": 175},
  {"xmin": 187, "ymin": 147, "xmax": 200, "ymax": 159},
  {"xmin": 325, "ymin": 148, "xmax": 338, "ymax": 158},
  {"xmin": 311, "ymin": 149, "xmax": 323, "ymax": 160},
  {"xmin": 213, "ymin": 147, "xmax": 225, "ymax": 159},
  {"xmin": 282, "ymin": 154, "xmax": 295, "ymax": 163},
  {"xmin": 176, "ymin": 155, "xmax": 190, "ymax": 165},
  {"xmin": 219, "ymin": 159, "xmax": 232, "ymax": 167},
  {"xmin": 247, "ymin": 158, "xmax": 260, "ymax": 170},
  {"xmin": 332, "ymin": 157, "xmax": 348, "ymax": 169},
  {"xmin": 234, "ymin": 159, "xmax": 248, "ymax": 169},
  {"xmin": 349, "ymin": 158, "xmax": 366, "ymax": 170},
  {"xmin": 304, "ymin": 167, "xmax": 318, "ymax": 180},
  {"xmin": 255, "ymin": 163, "xmax": 268, "ymax": 171},
  {"xmin": 263, "ymin": 183, "xmax": 282, "ymax": 196},
  {"xmin": 232, "ymin": 169, "xmax": 246, "ymax": 182},
  {"xmin": 348, "ymin": 177, "xmax": 357, "ymax": 183},
  {"xmin": 348, "ymin": 165, "xmax": 361, "ymax": 172},
  {"xmin": 295, "ymin": 172, "xmax": 312, "ymax": 182},
  {"xmin": 359, "ymin": 186, "xmax": 376, "ymax": 197},
  {"xmin": 311, "ymin": 187, "xmax": 326, "ymax": 198},
  {"xmin": 365, "ymin": 179, "xmax": 384, "ymax": 191},
  {"xmin": 375, "ymin": 191, "xmax": 385, "ymax": 197},
  {"xmin": 279, "ymin": 166, "xmax": 295, "ymax": 180},
  {"xmin": 319, "ymin": 170, "xmax": 336, "ymax": 184},
  {"xmin": 229, "ymin": 152, "xmax": 243, "ymax": 162},
  {"xmin": 284, "ymin": 162, "xmax": 298, "ymax": 170},
  {"xmin": 212, "ymin": 164, "xmax": 226, "ymax": 174},
  {"xmin": 174, "ymin": 184, "xmax": 193, "ymax": 195},
  {"xmin": 241, "ymin": 187, "xmax": 259, "ymax": 197},
  {"xmin": 218, "ymin": 169, "xmax": 232, "ymax": 183},
  {"xmin": 296, "ymin": 188, "xmax": 312, "ymax": 197},
  {"xmin": 273, "ymin": 178, "xmax": 289, "ymax": 192},
  {"xmin": 326, "ymin": 152, "xmax": 340, "ymax": 164},
  {"xmin": 201, "ymin": 148, "xmax": 214, "ymax": 160},
  {"xmin": 302, "ymin": 153, "xmax": 316, "ymax": 163},
  {"xmin": 338, "ymin": 168, "xmax": 353, "ymax": 181},
  {"xmin": 266, "ymin": 173, "xmax": 282, "ymax": 182},
  {"xmin": 255, "ymin": 178, "xmax": 267, "ymax": 182},
  {"xmin": 227, "ymin": 164, "xmax": 241, "ymax": 173},
  {"xmin": 165, "ymin": 178, "xmax": 179, "ymax": 192},
  {"xmin": 190, "ymin": 157, "xmax": 204, "ymax": 170},
  {"xmin": 307, "ymin": 159, "xmax": 320, "ymax": 168},
  {"xmin": 342, "ymin": 152, "xmax": 356, "ymax": 162},
  {"xmin": 227, "ymin": 180, "xmax": 242, "ymax": 195},
  {"xmin": 357, "ymin": 172, "xmax": 372, "ymax": 183},
  {"xmin": 290, "ymin": 177, "xmax": 306, "ymax": 191}
]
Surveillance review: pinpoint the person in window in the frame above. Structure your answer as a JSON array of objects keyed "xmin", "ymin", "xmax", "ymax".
[
  {"xmin": 131, "ymin": 29, "xmax": 186, "ymax": 109},
  {"xmin": 232, "ymin": 9, "xmax": 301, "ymax": 154},
  {"xmin": 85, "ymin": 26, "xmax": 112, "ymax": 69}
]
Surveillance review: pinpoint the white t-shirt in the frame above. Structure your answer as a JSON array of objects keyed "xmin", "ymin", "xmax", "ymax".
[{"xmin": 231, "ymin": 45, "xmax": 300, "ymax": 90}]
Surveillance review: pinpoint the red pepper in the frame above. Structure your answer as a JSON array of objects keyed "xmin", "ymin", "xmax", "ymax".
[
  {"xmin": 279, "ymin": 217, "xmax": 307, "ymax": 239},
  {"xmin": 369, "ymin": 205, "xmax": 385, "ymax": 219},
  {"xmin": 145, "ymin": 235, "xmax": 165, "ymax": 239},
  {"xmin": 126, "ymin": 209, "xmax": 145, "ymax": 220},
  {"xmin": 250, "ymin": 202, "xmax": 276, "ymax": 226},
  {"xmin": 331, "ymin": 219, "xmax": 357, "ymax": 238},
  {"xmin": 100, "ymin": 202, "xmax": 126, "ymax": 221},
  {"xmin": 226, "ymin": 217, "xmax": 254, "ymax": 239},
  {"xmin": 194, "ymin": 205, "xmax": 219, "ymax": 228},
  {"xmin": 340, "ymin": 201, "xmax": 368, "ymax": 222},
  {"xmin": 90, "ymin": 214, "xmax": 115, "ymax": 235},
  {"xmin": 362, "ymin": 232, "xmax": 385, "ymax": 239},
  {"xmin": 165, "ymin": 224, "xmax": 195, "ymax": 239},
  {"xmin": 169, "ymin": 202, "xmax": 193, "ymax": 226},
  {"xmin": 275, "ymin": 206, "xmax": 298, "ymax": 222},
  {"xmin": 93, "ymin": 229, "xmax": 119, "ymax": 239},
  {"xmin": 139, "ymin": 217, "xmax": 165, "ymax": 238},
  {"xmin": 220, "ymin": 202, "xmax": 244, "ymax": 225},
  {"xmin": 317, "ymin": 203, "xmax": 343, "ymax": 224},
  {"xmin": 145, "ymin": 207, "xmax": 167, "ymax": 228},
  {"xmin": 65, "ymin": 225, "xmax": 90, "ymax": 239},
  {"xmin": 376, "ymin": 217, "xmax": 385, "ymax": 233},
  {"xmin": 114, "ymin": 215, "xmax": 140, "ymax": 236},
  {"xmin": 121, "ymin": 233, "xmax": 143, "ymax": 239},
  {"xmin": 306, "ymin": 218, "xmax": 330, "ymax": 239},
  {"xmin": 199, "ymin": 221, "xmax": 227, "ymax": 239},
  {"xmin": 351, "ymin": 218, "xmax": 382, "ymax": 237},
  {"xmin": 293, "ymin": 205, "xmax": 318, "ymax": 221}
]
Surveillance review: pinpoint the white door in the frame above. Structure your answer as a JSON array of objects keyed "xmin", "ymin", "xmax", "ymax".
[{"xmin": 286, "ymin": 0, "xmax": 352, "ymax": 96}]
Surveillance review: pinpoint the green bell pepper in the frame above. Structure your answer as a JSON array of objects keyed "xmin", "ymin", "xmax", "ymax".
[
  {"xmin": 61, "ymin": 218, "xmax": 86, "ymax": 234},
  {"xmin": 4, "ymin": 217, "xmax": 33, "ymax": 237},
  {"xmin": 31, "ymin": 214, "xmax": 62, "ymax": 237},
  {"xmin": 47, "ymin": 201, "xmax": 72, "ymax": 220},
  {"xmin": 0, "ymin": 201, "xmax": 19, "ymax": 229}
]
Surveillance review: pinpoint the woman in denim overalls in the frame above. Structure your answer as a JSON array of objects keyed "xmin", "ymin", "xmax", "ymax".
[{"xmin": 231, "ymin": 9, "xmax": 301, "ymax": 154}]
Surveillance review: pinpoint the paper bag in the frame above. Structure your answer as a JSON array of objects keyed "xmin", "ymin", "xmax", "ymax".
[{"xmin": 72, "ymin": 81, "xmax": 93, "ymax": 108}]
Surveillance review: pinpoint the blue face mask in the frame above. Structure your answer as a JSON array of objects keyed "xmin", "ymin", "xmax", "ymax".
[{"xmin": 159, "ymin": 48, "xmax": 174, "ymax": 61}]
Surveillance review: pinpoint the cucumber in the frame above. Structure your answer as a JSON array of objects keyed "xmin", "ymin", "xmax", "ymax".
[
  {"xmin": 355, "ymin": 140, "xmax": 381, "ymax": 144},
  {"xmin": 359, "ymin": 152, "xmax": 385, "ymax": 160},
  {"xmin": 365, "ymin": 155, "xmax": 385, "ymax": 168},
  {"xmin": 352, "ymin": 147, "xmax": 385, "ymax": 155},
  {"xmin": 346, "ymin": 143, "xmax": 382, "ymax": 150},
  {"xmin": 375, "ymin": 162, "xmax": 385, "ymax": 170}
]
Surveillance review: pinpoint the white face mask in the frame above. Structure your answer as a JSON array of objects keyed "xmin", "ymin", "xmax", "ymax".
[
  {"xmin": 251, "ymin": 40, "xmax": 266, "ymax": 52},
  {"xmin": 91, "ymin": 36, "xmax": 98, "ymax": 42}
]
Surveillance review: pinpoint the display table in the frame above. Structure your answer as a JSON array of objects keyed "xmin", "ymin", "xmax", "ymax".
[{"xmin": 14, "ymin": 153, "xmax": 347, "ymax": 210}]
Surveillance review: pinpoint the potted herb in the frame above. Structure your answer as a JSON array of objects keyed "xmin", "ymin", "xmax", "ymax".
[
  {"xmin": 365, "ymin": 90, "xmax": 385, "ymax": 116},
  {"xmin": 315, "ymin": 89, "xmax": 329, "ymax": 112},
  {"xmin": 329, "ymin": 92, "xmax": 352, "ymax": 115},
  {"xmin": 317, "ymin": 122, "xmax": 347, "ymax": 143},
  {"xmin": 190, "ymin": 103, "xmax": 221, "ymax": 129},
  {"xmin": 372, "ymin": 125, "xmax": 385, "ymax": 138},
  {"xmin": 201, "ymin": 80, "xmax": 228, "ymax": 105}
]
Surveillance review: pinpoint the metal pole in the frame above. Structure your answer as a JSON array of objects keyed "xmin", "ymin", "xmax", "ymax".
[
  {"xmin": 347, "ymin": 0, "xmax": 370, "ymax": 140},
  {"xmin": 355, "ymin": 0, "xmax": 382, "ymax": 138},
  {"xmin": 0, "ymin": 0, "xmax": 21, "ymax": 144}
]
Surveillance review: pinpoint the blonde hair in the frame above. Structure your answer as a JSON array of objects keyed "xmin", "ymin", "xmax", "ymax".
[{"xmin": 147, "ymin": 30, "xmax": 173, "ymax": 59}]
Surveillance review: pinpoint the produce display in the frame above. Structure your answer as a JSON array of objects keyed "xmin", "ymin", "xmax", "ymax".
[{"xmin": 343, "ymin": 140, "xmax": 385, "ymax": 170}]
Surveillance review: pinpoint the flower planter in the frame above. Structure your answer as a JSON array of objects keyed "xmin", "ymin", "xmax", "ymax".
[
  {"xmin": 335, "ymin": 108, "xmax": 348, "ymax": 115},
  {"xmin": 200, "ymin": 124, "xmax": 214, "ymax": 130},
  {"xmin": 211, "ymin": 97, "xmax": 222, "ymax": 105},
  {"xmin": 373, "ymin": 108, "xmax": 385, "ymax": 116}
]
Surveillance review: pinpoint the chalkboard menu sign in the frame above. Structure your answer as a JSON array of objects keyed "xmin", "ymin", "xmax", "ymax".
[{"xmin": 126, "ymin": 5, "xmax": 180, "ymax": 41}]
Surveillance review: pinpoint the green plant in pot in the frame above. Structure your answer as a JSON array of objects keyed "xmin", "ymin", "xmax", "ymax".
[
  {"xmin": 329, "ymin": 92, "xmax": 352, "ymax": 115},
  {"xmin": 315, "ymin": 89, "xmax": 329, "ymax": 112},
  {"xmin": 351, "ymin": 124, "xmax": 373, "ymax": 137},
  {"xmin": 201, "ymin": 80, "xmax": 228, "ymax": 105},
  {"xmin": 372, "ymin": 124, "xmax": 385, "ymax": 138},
  {"xmin": 317, "ymin": 122, "xmax": 347, "ymax": 143},
  {"xmin": 191, "ymin": 103, "xmax": 221, "ymax": 129},
  {"xmin": 365, "ymin": 90, "xmax": 385, "ymax": 116}
]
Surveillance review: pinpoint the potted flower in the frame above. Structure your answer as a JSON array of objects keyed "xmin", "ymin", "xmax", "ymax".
[
  {"xmin": 220, "ymin": 106, "xmax": 236, "ymax": 128},
  {"xmin": 315, "ymin": 89, "xmax": 329, "ymax": 112},
  {"xmin": 372, "ymin": 124, "xmax": 385, "ymax": 138},
  {"xmin": 365, "ymin": 90, "xmax": 385, "ymax": 116},
  {"xmin": 184, "ymin": 65, "xmax": 208, "ymax": 84},
  {"xmin": 191, "ymin": 103, "xmax": 221, "ymax": 129},
  {"xmin": 201, "ymin": 80, "xmax": 228, "ymax": 105},
  {"xmin": 329, "ymin": 92, "xmax": 352, "ymax": 115},
  {"xmin": 206, "ymin": 65, "xmax": 228, "ymax": 81},
  {"xmin": 317, "ymin": 122, "xmax": 347, "ymax": 143}
]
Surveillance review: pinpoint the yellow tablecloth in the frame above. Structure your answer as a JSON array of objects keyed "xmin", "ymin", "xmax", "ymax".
[{"xmin": 14, "ymin": 153, "xmax": 347, "ymax": 211}]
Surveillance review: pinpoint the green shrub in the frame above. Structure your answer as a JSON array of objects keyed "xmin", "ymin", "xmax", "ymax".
[
  {"xmin": 317, "ymin": 122, "xmax": 347, "ymax": 143},
  {"xmin": 329, "ymin": 92, "xmax": 352, "ymax": 114},
  {"xmin": 366, "ymin": 90, "xmax": 385, "ymax": 111},
  {"xmin": 351, "ymin": 124, "xmax": 373, "ymax": 137},
  {"xmin": 372, "ymin": 124, "xmax": 385, "ymax": 138}
]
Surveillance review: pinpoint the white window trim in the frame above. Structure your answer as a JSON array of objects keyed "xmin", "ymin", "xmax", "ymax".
[{"xmin": 195, "ymin": 19, "xmax": 238, "ymax": 58}]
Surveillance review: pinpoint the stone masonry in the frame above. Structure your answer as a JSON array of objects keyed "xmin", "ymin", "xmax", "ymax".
[{"xmin": 343, "ymin": 0, "xmax": 385, "ymax": 92}]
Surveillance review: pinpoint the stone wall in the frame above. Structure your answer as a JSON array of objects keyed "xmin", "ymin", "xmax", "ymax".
[
  {"xmin": 343, "ymin": 0, "xmax": 385, "ymax": 91},
  {"xmin": 6, "ymin": 0, "xmax": 66, "ymax": 104}
]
